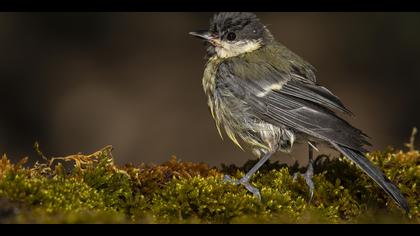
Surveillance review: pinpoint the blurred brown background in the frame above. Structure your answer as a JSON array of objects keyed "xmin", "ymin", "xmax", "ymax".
[{"xmin": 0, "ymin": 12, "xmax": 419, "ymax": 167}]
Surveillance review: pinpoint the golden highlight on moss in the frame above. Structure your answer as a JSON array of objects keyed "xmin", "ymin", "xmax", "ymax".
[{"xmin": 0, "ymin": 145, "xmax": 418, "ymax": 223}]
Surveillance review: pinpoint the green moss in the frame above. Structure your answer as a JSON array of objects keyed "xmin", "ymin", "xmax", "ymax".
[{"xmin": 0, "ymin": 143, "xmax": 418, "ymax": 223}]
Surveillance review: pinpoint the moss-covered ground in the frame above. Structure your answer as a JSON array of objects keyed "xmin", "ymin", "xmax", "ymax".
[{"xmin": 0, "ymin": 142, "xmax": 418, "ymax": 223}]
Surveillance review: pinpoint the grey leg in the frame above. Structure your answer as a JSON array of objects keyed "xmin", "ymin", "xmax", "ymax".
[
  {"xmin": 293, "ymin": 143, "xmax": 315, "ymax": 203},
  {"xmin": 224, "ymin": 152, "xmax": 273, "ymax": 200}
]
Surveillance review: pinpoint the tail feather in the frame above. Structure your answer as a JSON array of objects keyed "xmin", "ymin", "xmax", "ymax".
[{"xmin": 331, "ymin": 142, "xmax": 409, "ymax": 212}]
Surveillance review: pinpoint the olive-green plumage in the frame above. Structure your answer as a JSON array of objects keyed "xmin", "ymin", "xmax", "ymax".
[{"xmin": 229, "ymin": 43, "xmax": 316, "ymax": 83}]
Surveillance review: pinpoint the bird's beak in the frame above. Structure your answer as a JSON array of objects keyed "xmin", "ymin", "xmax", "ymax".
[{"xmin": 189, "ymin": 30, "xmax": 220, "ymax": 46}]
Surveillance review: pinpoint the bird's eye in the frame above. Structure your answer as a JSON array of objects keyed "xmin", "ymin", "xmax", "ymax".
[{"xmin": 226, "ymin": 32, "xmax": 236, "ymax": 41}]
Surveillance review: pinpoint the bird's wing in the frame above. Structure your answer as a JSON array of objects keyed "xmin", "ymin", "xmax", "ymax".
[
  {"xmin": 226, "ymin": 45, "xmax": 352, "ymax": 115},
  {"xmin": 263, "ymin": 90, "xmax": 369, "ymax": 152},
  {"xmin": 280, "ymin": 80, "xmax": 353, "ymax": 115},
  {"xmin": 217, "ymin": 60, "xmax": 411, "ymax": 212},
  {"xmin": 217, "ymin": 60, "xmax": 368, "ymax": 151}
]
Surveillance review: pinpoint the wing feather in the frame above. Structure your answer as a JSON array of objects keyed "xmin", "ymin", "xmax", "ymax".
[
  {"xmin": 217, "ymin": 60, "xmax": 369, "ymax": 152},
  {"xmin": 280, "ymin": 80, "xmax": 353, "ymax": 115}
]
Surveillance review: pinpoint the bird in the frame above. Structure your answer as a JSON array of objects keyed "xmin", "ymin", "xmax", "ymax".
[{"xmin": 189, "ymin": 12, "xmax": 409, "ymax": 212}]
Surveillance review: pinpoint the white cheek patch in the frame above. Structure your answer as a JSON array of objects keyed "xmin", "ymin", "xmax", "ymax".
[{"xmin": 215, "ymin": 40, "xmax": 262, "ymax": 58}]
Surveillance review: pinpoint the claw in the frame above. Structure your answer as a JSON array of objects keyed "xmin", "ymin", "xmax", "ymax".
[
  {"xmin": 292, "ymin": 143, "xmax": 316, "ymax": 203},
  {"xmin": 243, "ymin": 181, "xmax": 261, "ymax": 200},
  {"xmin": 303, "ymin": 171, "xmax": 314, "ymax": 203},
  {"xmin": 224, "ymin": 175, "xmax": 261, "ymax": 200},
  {"xmin": 223, "ymin": 175, "xmax": 238, "ymax": 184},
  {"xmin": 293, "ymin": 151, "xmax": 315, "ymax": 203},
  {"xmin": 293, "ymin": 171, "xmax": 314, "ymax": 203},
  {"xmin": 222, "ymin": 152, "xmax": 273, "ymax": 201}
]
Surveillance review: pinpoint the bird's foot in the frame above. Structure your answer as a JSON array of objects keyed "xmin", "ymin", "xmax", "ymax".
[
  {"xmin": 224, "ymin": 175, "xmax": 261, "ymax": 200},
  {"xmin": 293, "ymin": 163, "xmax": 314, "ymax": 203}
]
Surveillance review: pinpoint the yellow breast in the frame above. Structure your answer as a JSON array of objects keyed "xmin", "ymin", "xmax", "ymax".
[
  {"xmin": 202, "ymin": 57, "xmax": 224, "ymax": 138},
  {"xmin": 202, "ymin": 56, "xmax": 246, "ymax": 150}
]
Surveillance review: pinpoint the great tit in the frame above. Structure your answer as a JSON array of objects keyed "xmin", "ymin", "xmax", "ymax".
[{"xmin": 189, "ymin": 12, "xmax": 409, "ymax": 212}]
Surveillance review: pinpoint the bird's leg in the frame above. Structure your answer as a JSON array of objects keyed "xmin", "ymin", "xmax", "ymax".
[
  {"xmin": 224, "ymin": 152, "xmax": 273, "ymax": 200},
  {"xmin": 293, "ymin": 143, "xmax": 316, "ymax": 203}
]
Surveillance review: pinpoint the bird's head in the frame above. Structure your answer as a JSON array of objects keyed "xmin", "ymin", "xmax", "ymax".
[{"xmin": 189, "ymin": 12, "xmax": 274, "ymax": 59}]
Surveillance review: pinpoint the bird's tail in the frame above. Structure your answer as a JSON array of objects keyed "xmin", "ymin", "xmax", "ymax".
[{"xmin": 331, "ymin": 142, "xmax": 409, "ymax": 212}]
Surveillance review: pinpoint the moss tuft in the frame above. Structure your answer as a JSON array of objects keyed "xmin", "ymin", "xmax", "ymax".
[{"xmin": 0, "ymin": 144, "xmax": 418, "ymax": 223}]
